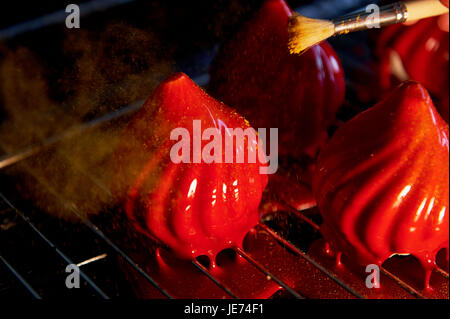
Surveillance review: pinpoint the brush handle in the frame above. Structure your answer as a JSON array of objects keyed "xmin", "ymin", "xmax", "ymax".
[
  {"xmin": 333, "ymin": 2, "xmax": 408, "ymax": 35},
  {"xmin": 405, "ymin": 0, "xmax": 448, "ymax": 21},
  {"xmin": 333, "ymin": 0, "xmax": 448, "ymax": 35}
]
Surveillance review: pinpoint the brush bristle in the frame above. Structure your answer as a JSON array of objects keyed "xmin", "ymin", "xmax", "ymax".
[{"xmin": 288, "ymin": 14, "xmax": 335, "ymax": 54}]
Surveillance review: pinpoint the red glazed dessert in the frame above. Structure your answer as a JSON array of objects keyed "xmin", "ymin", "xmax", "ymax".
[
  {"xmin": 111, "ymin": 73, "xmax": 268, "ymax": 260},
  {"xmin": 209, "ymin": 0, "xmax": 345, "ymax": 160},
  {"xmin": 377, "ymin": 16, "xmax": 449, "ymax": 122},
  {"xmin": 313, "ymin": 82, "xmax": 449, "ymax": 288}
]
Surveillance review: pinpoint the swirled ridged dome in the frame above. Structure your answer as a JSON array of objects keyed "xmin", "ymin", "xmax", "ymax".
[
  {"xmin": 209, "ymin": 0, "xmax": 345, "ymax": 159},
  {"xmin": 313, "ymin": 82, "xmax": 449, "ymax": 285},
  {"xmin": 112, "ymin": 73, "xmax": 268, "ymax": 259}
]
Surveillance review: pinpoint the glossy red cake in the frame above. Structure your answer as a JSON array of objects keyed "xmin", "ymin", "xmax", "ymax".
[
  {"xmin": 111, "ymin": 73, "xmax": 268, "ymax": 260},
  {"xmin": 209, "ymin": 0, "xmax": 345, "ymax": 159},
  {"xmin": 313, "ymin": 82, "xmax": 449, "ymax": 288},
  {"xmin": 377, "ymin": 16, "xmax": 449, "ymax": 122}
]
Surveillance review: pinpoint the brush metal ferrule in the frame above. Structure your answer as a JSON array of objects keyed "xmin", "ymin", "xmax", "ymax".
[{"xmin": 333, "ymin": 2, "xmax": 408, "ymax": 35}]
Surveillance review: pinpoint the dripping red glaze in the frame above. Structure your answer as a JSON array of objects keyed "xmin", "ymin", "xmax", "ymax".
[
  {"xmin": 377, "ymin": 16, "xmax": 449, "ymax": 122},
  {"xmin": 118, "ymin": 228, "xmax": 360, "ymax": 299},
  {"xmin": 111, "ymin": 72, "xmax": 268, "ymax": 260},
  {"xmin": 313, "ymin": 82, "xmax": 449, "ymax": 289},
  {"xmin": 209, "ymin": 0, "xmax": 345, "ymax": 160}
]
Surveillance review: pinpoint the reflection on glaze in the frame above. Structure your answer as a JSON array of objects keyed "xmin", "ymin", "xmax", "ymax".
[
  {"xmin": 187, "ymin": 178, "xmax": 198, "ymax": 199},
  {"xmin": 111, "ymin": 73, "xmax": 268, "ymax": 260},
  {"xmin": 313, "ymin": 82, "xmax": 449, "ymax": 289},
  {"xmin": 209, "ymin": 0, "xmax": 345, "ymax": 159}
]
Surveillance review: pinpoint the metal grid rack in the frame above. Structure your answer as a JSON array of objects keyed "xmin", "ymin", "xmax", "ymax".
[{"xmin": 0, "ymin": 0, "xmax": 448, "ymax": 299}]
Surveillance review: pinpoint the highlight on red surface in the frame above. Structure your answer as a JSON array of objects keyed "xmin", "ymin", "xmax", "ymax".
[
  {"xmin": 377, "ymin": 16, "xmax": 449, "ymax": 122},
  {"xmin": 111, "ymin": 72, "xmax": 269, "ymax": 260},
  {"xmin": 209, "ymin": 0, "xmax": 345, "ymax": 160},
  {"xmin": 313, "ymin": 81, "xmax": 449, "ymax": 289}
]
